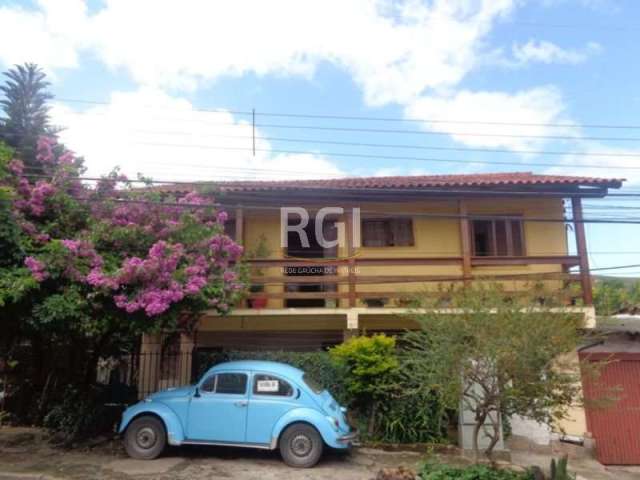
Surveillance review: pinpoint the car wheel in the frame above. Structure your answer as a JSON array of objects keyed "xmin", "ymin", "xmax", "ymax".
[
  {"xmin": 124, "ymin": 416, "xmax": 166, "ymax": 460},
  {"xmin": 279, "ymin": 423, "xmax": 323, "ymax": 468}
]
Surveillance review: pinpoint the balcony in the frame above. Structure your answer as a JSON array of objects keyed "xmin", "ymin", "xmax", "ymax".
[{"xmin": 245, "ymin": 254, "xmax": 589, "ymax": 308}]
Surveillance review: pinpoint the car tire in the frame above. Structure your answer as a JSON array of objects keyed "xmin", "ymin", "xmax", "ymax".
[
  {"xmin": 279, "ymin": 423, "xmax": 324, "ymax": 468},
  {"xmin": 124, "ymin": 416, "xmax": 166, "ymax": 460}
]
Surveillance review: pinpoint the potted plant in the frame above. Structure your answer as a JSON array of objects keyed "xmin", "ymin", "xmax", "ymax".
[
  {"xmin": 248, "ymin": 284, "xmax": 268, "ymax": 309},
  {"xmin": 248, "ymin": 235, "xmax": 270, "ymax": 309}
]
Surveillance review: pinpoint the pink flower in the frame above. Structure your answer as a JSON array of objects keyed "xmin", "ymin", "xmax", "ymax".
[
  {"xmin": 180, "ymin": 191, "xmax": 209, "ymax": 206},
  {"xmin": 58, "ymin": 151, "xmax": 75, "ymax": 165},
  {"xmin": 25, "ymin": 256, "xmax": 48, "ymax": 282},
  {"xmin": 36, "ymin": 136, "xmax": 56, "ymax": 164},
  {"xmin": 61, "ymin": 239, "xmax": 81, "ymax": 253},
  {"xmin": 8, "ymin": 159, "xmax": 23, "ymax": 176},
  {"xmin": 35, "ymin": 233, "xmax": 50, "ymax": 243},
  {"xmin": 28, "ymin": 181, "xmax": 56, "ymax": 216},
  {"xmin": 216, "ymin": 211, "xmax": 228, "ymax": 224}
]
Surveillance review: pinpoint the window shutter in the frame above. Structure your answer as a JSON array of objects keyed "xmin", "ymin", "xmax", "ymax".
[
  {"xmin": 391, "ymin": 219, "xmax": 414, "ymax": 246},
  {"xmin": 362, "ymin": 220, "xmax": 387, "ymax": 247},
  {"xmin": 511, "ymin": 220, "xmax": 524, "ymax": 256}
]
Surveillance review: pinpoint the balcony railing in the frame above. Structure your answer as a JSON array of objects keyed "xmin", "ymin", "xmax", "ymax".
[{"xmin": 246, "ymin": 255, "xmax": 588, "ymax": 308}]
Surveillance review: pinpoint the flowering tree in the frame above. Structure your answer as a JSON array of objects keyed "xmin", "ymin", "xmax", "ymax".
[{"xmin": 0, "ymin": 136, "xmax": 245, "ymax": 382}]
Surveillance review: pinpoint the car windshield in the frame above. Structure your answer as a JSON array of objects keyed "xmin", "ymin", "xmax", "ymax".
[{"xmin": 302, "ymin": 373, "xmax": 325, "ymax": 394}]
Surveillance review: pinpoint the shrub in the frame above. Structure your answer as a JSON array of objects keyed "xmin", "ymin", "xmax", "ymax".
[
  {"xmin": 329, "ymin": 334, "xmax": 399, "ymax": 436},
  {"xmin": 194, "ymin": 349, "xmax": 347, "ymax": 403},
  {"xmin": 420, "ymin": 463, "xmax": 533, "ymax": 480},
  {"xmin": 378, "ymin": 389, "xmax": 449, "ymax": 444},
  {"xmin": 42, "ymin": 384, "xmax": 127, "ymax": 444},
  {"xmin": 195, "ymin": 344, "xmax": 450, "ymax": 445}
]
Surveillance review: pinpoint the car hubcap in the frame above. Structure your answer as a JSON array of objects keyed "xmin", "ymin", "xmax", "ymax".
[
  {"xmin": 136, "ymin": 427, "xmax": 157, "ymax": 449},
  {"xmin": 291, "ymin": 434, "xmax": 312, "ymax": 457}
]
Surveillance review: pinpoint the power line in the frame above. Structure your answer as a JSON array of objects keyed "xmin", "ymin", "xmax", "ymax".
[
  {"xmin": 55, "ymin": 97, "xmax": 640, "ymax": 130},
  {"xmin": 57, "ymin": 108, "xmax": 640, "ymax": 142},
  {"xmin": 108, "ymin": 129, "xmax": 640, "ymax": 160},
  {"xmin": 253, "ymin": 135, "xmax": 640, "ymax": 160},
  {"xmin": 131, "ymin": 142, "xmax": 640, "ymax": 173},
  {"xmin": 252, "ymin": 122, "xmax": 640, "ymax": 143}
]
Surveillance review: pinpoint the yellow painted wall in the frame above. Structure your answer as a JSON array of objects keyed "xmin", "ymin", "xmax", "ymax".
[
  {"xmin": 238, "ymin": 197, "xmax": 568, "ymax": 309},
  {"xmin": 554, "ymin": 351, "xmax": 588, "ymax": 438}
]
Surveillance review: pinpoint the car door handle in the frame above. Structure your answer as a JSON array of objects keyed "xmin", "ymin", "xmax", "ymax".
[{"xmin": 234, "ymin": 401, "xmax": 248, "ymax": 407}]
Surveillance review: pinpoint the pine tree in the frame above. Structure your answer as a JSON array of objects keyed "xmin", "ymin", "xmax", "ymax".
[{"xmin": 0, "ymin": 63, "xmax": 54, "ymax": 174}]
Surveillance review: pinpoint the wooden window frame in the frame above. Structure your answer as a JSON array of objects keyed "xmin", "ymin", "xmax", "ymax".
[
  {"xmin": 361, "ymin": 217, "xmax": 415, "ymax": 247},
  {"xmin": 470, "ymin": 216, "xmax": 526, "ymax": 257}
]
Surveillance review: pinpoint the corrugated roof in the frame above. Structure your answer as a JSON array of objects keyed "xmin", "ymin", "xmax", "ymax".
[{"xmin": 150, "ymin": 172, "xmax": 624, "ymax": 193}]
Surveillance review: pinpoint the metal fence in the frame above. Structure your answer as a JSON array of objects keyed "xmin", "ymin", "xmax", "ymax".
[{"xmin": 99, "ymin": 349, "xmax": 198, "ymax": 400}]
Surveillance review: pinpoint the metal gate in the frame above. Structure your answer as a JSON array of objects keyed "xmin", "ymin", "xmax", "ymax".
[{"xmin": 580, "ymin": 346, "xmax": 640, "ymax": 465}]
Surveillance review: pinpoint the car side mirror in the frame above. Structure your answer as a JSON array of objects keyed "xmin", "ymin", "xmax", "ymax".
[{"xmin": 194, "ymin": 387, "xmax": 201, "ymax": 398}]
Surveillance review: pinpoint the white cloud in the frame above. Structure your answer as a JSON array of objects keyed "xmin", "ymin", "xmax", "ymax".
[
  {"xmin": 0, "ymin": 0, "xmax": 516, "ymax": 105},
  {"xmin": 51, "ymin": 88, "xmax": 344, "ymax": 181},
  {"xmin": 0, "ymin": 0, "xmax": 88, "ymax": 71},
  {"xmin": 371, "ymin": 167, "xmax": 434, "ymax": 177},
  {"xmin": 86, "ymin": 0, "xmax": 515, "ymax": 105},
  {"xmin": 405, "ymin": 86, "xmax": 577, "ymax": 150},
  {"xmin": 511, "ymin": 40, "xmax": 602, "ymax": 66},
  {"xmin": 0, "ymin": 0, "xmax": 612, "ymax": 169},
  {"xmin": 544, "ymin": 142, "xmax": 639, "ymax": 186}
]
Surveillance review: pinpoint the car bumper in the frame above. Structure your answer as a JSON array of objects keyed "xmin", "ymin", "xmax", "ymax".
[{"xmin": 337, "ymin": 430, "xmax": 359, "ymax": 446}]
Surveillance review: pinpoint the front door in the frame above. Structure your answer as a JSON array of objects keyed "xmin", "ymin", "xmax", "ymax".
[{"xmin": 187, "ymin": 372, "xmax": 249, "ymax": 443}]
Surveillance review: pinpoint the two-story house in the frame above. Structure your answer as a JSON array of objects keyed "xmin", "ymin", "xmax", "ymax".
[{"xmin": 136, "ymin": 171, "xmax": 622, "ymax": 398}]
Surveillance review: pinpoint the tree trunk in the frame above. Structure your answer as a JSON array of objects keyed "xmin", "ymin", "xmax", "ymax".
[
  {"xmin": 483, "ymin": 413, "xmax": 500, "ymax": 464},
  {"xmin": 367, "ymin": 401, "xmax": 378, "ymax": 437}
]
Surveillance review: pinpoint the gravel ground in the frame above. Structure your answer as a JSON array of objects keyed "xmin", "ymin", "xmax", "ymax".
[
  {"xmin": 0, "ymin": 427, "xmax": 423, "ymax": 480},
  {"xmin": 1, "ymin": 427, "xmax": 639, "ymax": 480}
]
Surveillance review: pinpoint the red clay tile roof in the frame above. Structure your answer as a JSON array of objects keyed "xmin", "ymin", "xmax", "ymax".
[{"xmin": 152, "ymin": 172, "xmax": 624, "ymax": 193}]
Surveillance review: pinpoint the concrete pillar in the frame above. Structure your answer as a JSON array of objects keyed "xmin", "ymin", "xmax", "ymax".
[
  {"xmin": 138, "ymin": 333, "xmax": 162, "ymax": 399},
  {"xmin": 178, "ymin": 333, "xmax": 195, "ymax": 386},
  {"xmin": 343, "ymin": 311, "xmax": 359, "ymax": 342}
]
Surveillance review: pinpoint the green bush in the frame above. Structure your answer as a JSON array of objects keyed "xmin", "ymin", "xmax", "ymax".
[
  {"xmin": 43, "ymin": 385, "xmax": 125, "ymax": 444},
  {"xmin": 195, "ymin": 343, "xmax": 450, "ymax": 445},
  {"xmin": 329, "ymin": 334, "xmax": 399, "ymax": 399},
  {"xmin": 420, "ymin": 463, "xmax": 533, "ymax": 480},
  {"xmin": 329, "ymin": 334, "xmax": 401, "ymax": 438},
  {"xmin": 195, "ymin": 349, "xmax": 348, "ymax": 403},
  {"xmin": 378, "ymin": 389, "xmax": 449, "ymax": 444}
]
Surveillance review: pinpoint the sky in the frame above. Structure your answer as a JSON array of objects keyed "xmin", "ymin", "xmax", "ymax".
[{"xmin": 0, "ymin": 0, "xmax": 639, "ymax": 276}]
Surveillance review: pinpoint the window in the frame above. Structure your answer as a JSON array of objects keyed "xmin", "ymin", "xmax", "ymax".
[
  {"xmin": 216, "ymin": 373, "xmax": 247, "ymax": 394},
  {"xmin": 201, "ymin": 375, "xmax": 217, "ymax": 392},
  {"xmin": 253, "ymin": 374, "xmax": 293, "ymax": 397},
  {"xmin": 201, "ymin": 373, "xmax": 247, "ymax": 394},
  {"xmin": 472, "ymin": 218, "xmax": 524, "ymax": 257},
  {"xmin": 361, "ymin": 218, "xmax": 414, "ymax": 247}
]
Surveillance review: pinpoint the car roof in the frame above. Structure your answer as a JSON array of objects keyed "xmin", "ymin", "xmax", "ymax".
[{"xmin": 207, "ymin": 360, "xmax": 304, "ymax": 379}]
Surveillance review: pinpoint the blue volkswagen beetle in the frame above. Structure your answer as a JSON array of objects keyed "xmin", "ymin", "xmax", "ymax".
[{"xmin": 119, "ymin": 360, "xmax": 356, "ymax": 467}]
